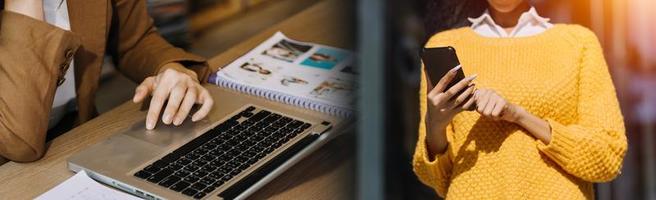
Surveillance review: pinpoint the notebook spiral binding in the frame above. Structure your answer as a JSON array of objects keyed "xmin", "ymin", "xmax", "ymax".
[{"xmin": 212, "ymin": 74, "xmax": 353, "ymax": 119}]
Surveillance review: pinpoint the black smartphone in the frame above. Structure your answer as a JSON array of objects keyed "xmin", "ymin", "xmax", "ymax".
[{"xmin": 421, "ymin": 46, "xmax": 465, "ymax": 89}]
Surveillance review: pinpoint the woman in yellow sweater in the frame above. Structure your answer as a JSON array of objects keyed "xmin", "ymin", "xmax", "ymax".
[{"xmin": 413, "ymin": 0, "xmax": 627, "ymax": 199}]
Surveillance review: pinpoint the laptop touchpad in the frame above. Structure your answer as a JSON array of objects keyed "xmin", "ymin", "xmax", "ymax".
[{"xmin": 123, "ymin": 118, "xmax": 211, "ymax": 147}]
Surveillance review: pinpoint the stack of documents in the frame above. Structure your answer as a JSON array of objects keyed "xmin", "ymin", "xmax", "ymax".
[{"xmin": 36, "ymin": 171, "xmax": 139, "ymax": 200}]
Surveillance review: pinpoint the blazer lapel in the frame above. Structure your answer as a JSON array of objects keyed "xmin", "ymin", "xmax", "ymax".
[{"xmin": 67, "ymin": 0, "xmax": 109, "ymax": 121}]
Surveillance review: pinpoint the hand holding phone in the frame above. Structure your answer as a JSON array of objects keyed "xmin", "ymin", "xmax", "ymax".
[{"xmin": 421, "ymin": 46, "xmax": 477, "ymax": 118}]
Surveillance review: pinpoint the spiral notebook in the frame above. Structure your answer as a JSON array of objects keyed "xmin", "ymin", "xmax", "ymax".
[{"xmin": 208, "ymin": 32, "xmax": 356, "ymax": 118}]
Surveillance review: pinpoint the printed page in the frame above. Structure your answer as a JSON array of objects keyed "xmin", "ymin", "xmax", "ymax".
[
  {"xmin": 36, "ymin": 170, "xmax": 141, "ymax": 200},
  {"xmin": 213, "ymin": 32, "xmax": 357, "ymax": 110}
]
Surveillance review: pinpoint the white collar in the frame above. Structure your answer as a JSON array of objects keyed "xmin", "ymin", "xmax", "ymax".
[{"xmin": 468, "ymin": 7, "xmax": 553, "ymax": 38}]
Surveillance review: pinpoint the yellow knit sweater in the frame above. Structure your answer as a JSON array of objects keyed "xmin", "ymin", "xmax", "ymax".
[{"xmin": 413, "ymin": 24, "xmax": 627, "ymax": 199}]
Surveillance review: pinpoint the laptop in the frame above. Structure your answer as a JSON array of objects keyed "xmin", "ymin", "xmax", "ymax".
[{"xmin": 67, "ymin": 85, "xmax": 348, "ymax": 200}]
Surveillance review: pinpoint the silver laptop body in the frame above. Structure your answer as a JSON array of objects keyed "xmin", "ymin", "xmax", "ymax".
[{"xmin": 67, "ymin": 85, "xmax": 348, "ymax": 200}]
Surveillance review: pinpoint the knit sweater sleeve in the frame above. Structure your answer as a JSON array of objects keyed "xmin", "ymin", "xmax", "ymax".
[
  {"xmin": 536, "ymin": 26, "xmax": 628, "ymax": 182},
  {"xmin": 412, "ymin": 67, "xmax": 455, "ymax": 198}
]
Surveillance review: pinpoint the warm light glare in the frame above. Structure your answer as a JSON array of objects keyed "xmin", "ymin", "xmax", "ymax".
[{"xmin": 628, "ymin": 0, "xmax": 656, "ymax": 66}]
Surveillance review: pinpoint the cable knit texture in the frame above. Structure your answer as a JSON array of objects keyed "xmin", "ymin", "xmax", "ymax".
[{"xmin": 413, "ymin": 24, "xmax": 627, "ymax": 199}]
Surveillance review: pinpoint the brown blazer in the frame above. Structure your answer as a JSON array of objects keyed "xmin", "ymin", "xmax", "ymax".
[{"xmin": 0, "ymin": 0, "xmax": 211, "ymax": 162}]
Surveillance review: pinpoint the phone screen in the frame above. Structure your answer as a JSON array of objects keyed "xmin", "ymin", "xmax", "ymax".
[{"xmin": 420, "ymin": 46, "xmax": 465, "ymax": 89}]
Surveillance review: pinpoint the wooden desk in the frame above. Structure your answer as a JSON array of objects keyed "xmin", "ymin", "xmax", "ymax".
[{"xmin": 0, "ymin": 0, "xmax": 355, "ymax": 199}]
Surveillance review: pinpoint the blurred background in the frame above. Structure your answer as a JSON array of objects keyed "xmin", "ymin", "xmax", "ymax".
[{"xmin": 377, "ymin": 0, "xmax": 656, "ymax": 199}]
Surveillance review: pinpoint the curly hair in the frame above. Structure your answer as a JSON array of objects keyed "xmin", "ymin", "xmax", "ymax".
[{"xmin": 424, "ymin": 0, "xmax": 489, "ymax": 39}]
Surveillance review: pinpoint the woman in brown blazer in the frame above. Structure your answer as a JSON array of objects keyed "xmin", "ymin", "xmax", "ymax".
[{"xmin": 0, "ymin": 0, "xmax": 215, "ymax": 162}]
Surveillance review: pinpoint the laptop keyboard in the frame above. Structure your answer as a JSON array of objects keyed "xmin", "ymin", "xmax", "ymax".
[{"xmin": 133, "ymin": 106, "xmax": 314, "ymax": 199}]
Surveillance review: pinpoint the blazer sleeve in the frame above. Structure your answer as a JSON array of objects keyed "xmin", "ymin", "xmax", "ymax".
[
  {"xmin": 536, "ymin": 26, "xmax": 628, "ymax": 182},
  {"xmin": 412, "ymin": 68, "xmax": 455, "ymax": 198},
  {"xmin": 0, "ymin": 11, "xmax": 81, "ymax": 162},
  {"xmin": 109, "ymin": 0, "xmax": 210, "ymax": 83}
]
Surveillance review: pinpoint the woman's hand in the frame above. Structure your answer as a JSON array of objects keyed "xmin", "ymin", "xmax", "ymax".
[
  {"xmin": 473, "ymin": 89, "xmax": 522, "ymax": 123},
  {"xmin": 473, "ymin": 88, "xmax": 552, "ymax": 143},
  {"xmin": 424, "ymin": 66, "xmax": 477, "ymax": 156},
  {"xmin": 133, "ymin": 63, "xmax": 214, "ymax": 130},
  {"xmin": 426, "ymin": 67, "xmax": 477, "ymax": 128}
]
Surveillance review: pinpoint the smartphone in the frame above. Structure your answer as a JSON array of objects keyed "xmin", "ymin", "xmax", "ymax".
[
  {"xmin": 421, "ymin": 46, "xmax": 474, "ymax": 111},
  {"xmin": 420, "ymin": 46, "xmax": 465, "ymax": 89}
]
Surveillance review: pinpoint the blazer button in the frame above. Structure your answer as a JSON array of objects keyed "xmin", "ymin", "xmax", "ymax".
[
  {"xmin": 57, "ymin": 77, "xmax": 66, "ymax": 86},
  {"xmin": 65, "ymin": 49, "xmax": 75, "ymax": 59}
]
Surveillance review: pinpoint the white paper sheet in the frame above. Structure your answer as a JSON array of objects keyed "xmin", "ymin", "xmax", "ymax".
[{"xmin": 36, "ymin": 170, "xmax": 141, "ymax": 200}]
